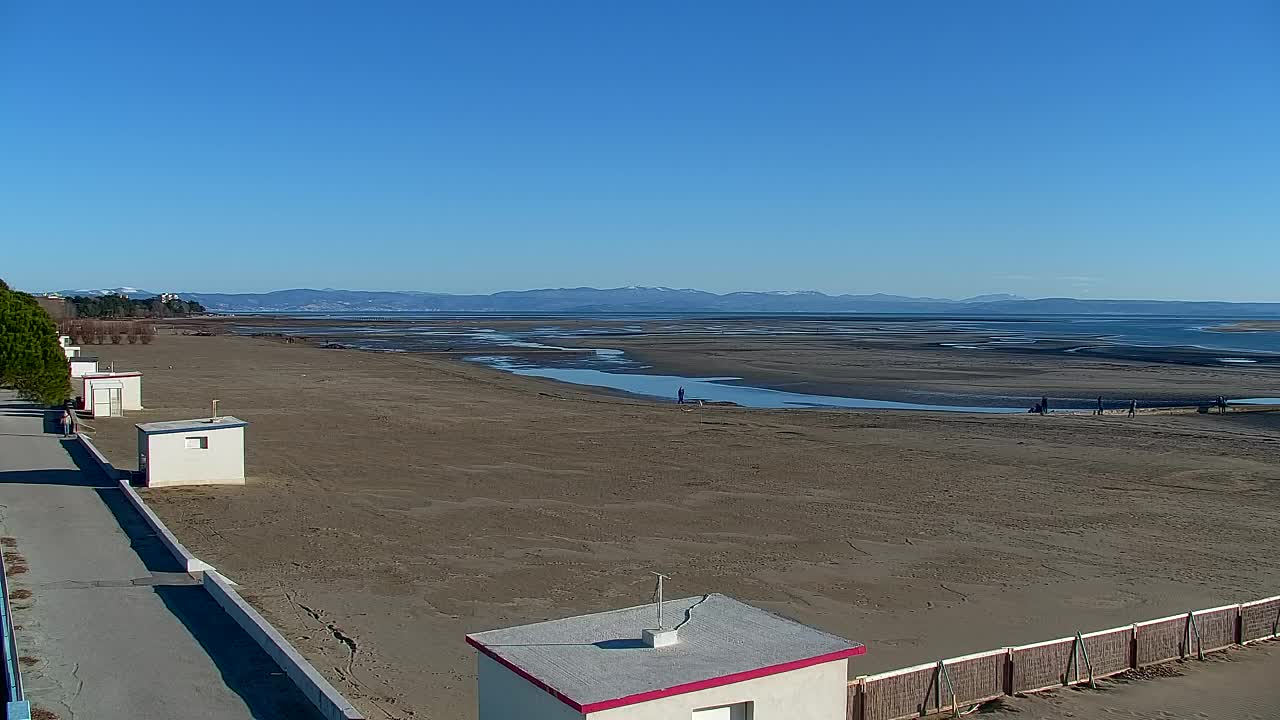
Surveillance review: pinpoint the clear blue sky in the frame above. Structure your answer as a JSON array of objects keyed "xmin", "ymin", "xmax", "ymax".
[{"xmin": 2, "ymin": 1, "xmax": 1277, "ymax": 300}]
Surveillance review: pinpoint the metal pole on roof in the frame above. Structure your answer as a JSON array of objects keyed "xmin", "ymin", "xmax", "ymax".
[
  {"xmin": 212, "ymin": 399, "xmax": 219, "ymax": 420},
  {"xmin": 650, "ymin": 572, "xmax": 670, "ymax": 629}
]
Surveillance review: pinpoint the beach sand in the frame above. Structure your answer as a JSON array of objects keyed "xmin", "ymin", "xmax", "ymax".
[{"xmin": 82, "ymin": 332, "xmax": 1280, "ymax": 719}]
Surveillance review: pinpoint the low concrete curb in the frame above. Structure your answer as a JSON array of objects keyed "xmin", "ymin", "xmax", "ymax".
[
  {"xmin": 75, "ymin": 433, "xmax": 120, "ymax": 481},
  {"xmin": 115, "ymin": 478, "xmax": 214, "ymax": 575},
  {"xmin": 204, "ymin": 572, "xmax": 364, "ymax": 720},
  {"xmin": 73, "ymin": 433, "xmax": 364, "ymax": 719}
]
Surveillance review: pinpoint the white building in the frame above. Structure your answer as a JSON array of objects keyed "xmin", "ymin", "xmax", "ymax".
[
  {"xmin": 466, "ymin": 593, "xmax": 865, "ymax": 720},
  {"xmin": 83, "ymin": 372, "xmax": 143, "ymax": 418},
  {"xmin": 136, "ymin": 417, "xmax": 247, "ymax": 487},
  {"xmin": 58, "ymin": 335, "xmax": 81, "ymax": 359},
  {"xmin": 69, "ymin": 356, "xmax": 99, "ymax": 378}
]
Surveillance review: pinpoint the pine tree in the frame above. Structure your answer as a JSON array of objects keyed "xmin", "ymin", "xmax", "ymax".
[{"xmin": 0, "ymin": 279, "xmax": 72, "ymax": 405}]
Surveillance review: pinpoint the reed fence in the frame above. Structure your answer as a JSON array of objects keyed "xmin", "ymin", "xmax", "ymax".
[{"xmin": 848, "ymin": 594, "xmax": 1280, "ymax": 720}]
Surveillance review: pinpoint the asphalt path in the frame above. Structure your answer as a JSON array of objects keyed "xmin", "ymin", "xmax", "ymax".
[{"xmin": 0, "ymin": 391, "xmax": 319, "ymax": 720}]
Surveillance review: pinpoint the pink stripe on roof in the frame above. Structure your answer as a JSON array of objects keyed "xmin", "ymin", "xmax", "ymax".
[
  {"xmin": 467, "ymin": 635, "xmax": 588, "ymax": 711},
  {"xmin": 466, "ymin": 635, "xmax": 865, "ymax": 714}
]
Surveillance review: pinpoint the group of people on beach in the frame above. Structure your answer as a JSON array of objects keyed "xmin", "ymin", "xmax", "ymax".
[
  {"xmin": 1031, "ymin": 395, "xmax": 1231, "ymax": 417},
  {"xmin": 674, "ymin": 383, "xmax": 1230, "ymax": 418},
  {"xmin": 1030, "ymin": 395, "xmax": 1139, "ymax": 417},
  {"xmin": 1032, "ymin": 395, "xmax": 1130, "ymax": 416},
  {"xmin": 1085, "ymin": 397, "xmax": 1139, "ymax": 417}
]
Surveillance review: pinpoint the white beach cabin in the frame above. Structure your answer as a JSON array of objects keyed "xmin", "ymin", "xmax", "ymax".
[
  {"xmin": 83, "ymin": 371, "xmax": 143, "ymax": 418},
  {"xmin": 58, "ymin": 335, "xmax": 81, "ymax": 359},
  {"xmin": 467, "ymin": 593, "xmax": 865, "ymax": 720},
  {"xmin": 136, "ymin": 417, "xmax": 247, "ymax": 487},
  {"xmin": 69, "ymin": 356, "xmax": 99, "ymax": 378}
]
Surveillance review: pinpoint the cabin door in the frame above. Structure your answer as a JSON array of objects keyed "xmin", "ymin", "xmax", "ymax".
[{"xmin": 92, "ymin": 390, "xmax": 111, "ymax": 418}]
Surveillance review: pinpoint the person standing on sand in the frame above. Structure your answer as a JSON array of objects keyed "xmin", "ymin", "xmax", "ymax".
[
  {"xmin": 677, "ymin": 386, "xmax": 685, "ymax": 404},
  {"xmin": 1096, "ymin": 396, "xmax": 1103, "ymax": 416},
  {"xmin": 1217, "ymin": 396, "xmax": 1228, "ymax": 415},
  {"xmin": 1129, "ymin": 399, "xmax": 1137, "ymax": 418},
  {"xmin": 1040, "ymin": 395, "xmax": 1049, "ymax": 416}
]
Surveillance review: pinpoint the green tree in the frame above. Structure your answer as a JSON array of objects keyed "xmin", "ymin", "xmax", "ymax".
[{"xmin": 0, "ymin": 279, "xmax": 71, "ymax": 405}]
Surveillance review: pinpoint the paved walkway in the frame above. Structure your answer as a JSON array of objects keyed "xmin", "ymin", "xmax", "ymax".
[{"xmin": 0, "ymin": 392, "xmax": 320, "ymax": 720}]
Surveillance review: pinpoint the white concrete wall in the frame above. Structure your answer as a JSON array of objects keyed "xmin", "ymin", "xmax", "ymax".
[
  {"xmin": 69, "ymin": 359, "xmax": 98, "ymax": 378},
  {"xmin": 116, "ymin": 477, "xmax": 213, "ymax": 574},
  {"xmin": 586, "ymin": 659, "xmax": 848, "ymax": 720},
  {"xmin": 142, "ymin": 426, "xmax": 245, "ymax": 486},
  {"xmin": 84, "ymin": 379, "xmax": 121, "ymax": 418},
  {"xmin": 83, "ymin": 375, "xmax": 142, "ymax": 414},
  {"xmin": 478, "ymin": 653, "xmax": 584, "ymax": 720},
  {"xmin": 118, "ymin": 374, "xmax": 142, "ymax": 410},
  {"xmin": 203, "ymin": 571, "xmax": 363, "ymax": 719}
]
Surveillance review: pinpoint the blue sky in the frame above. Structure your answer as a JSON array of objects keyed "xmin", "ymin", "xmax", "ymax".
[{"xmin": 2, "ymin": 2, "xmax": 1277, "ymax": 300}]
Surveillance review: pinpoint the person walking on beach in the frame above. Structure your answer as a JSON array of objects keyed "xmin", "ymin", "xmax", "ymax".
[
  {"xmin": 60, "ymin": 408, "xmax": 74, "ymax": 437},
  {"xmin": 1096, "ymin": 396, "xmax": 1104, "ymax": 416},
  {"xmin": 1217, "ymin": 396, "xmax": 1228, "ymax": 415},
  {"xmin": 677, "ymin": 386, "xmax": 685, "ymax": 404},
  {"xmin": 1040, "ymin": 395, "xmax": 1049, "ymax": 416},
  {"xmin": 1128, "ymin": 399, "xmax": 1137, "ymax": 418}
]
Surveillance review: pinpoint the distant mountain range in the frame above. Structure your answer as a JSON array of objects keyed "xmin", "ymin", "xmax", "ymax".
[{"xmin": 43, "ymin": 286, "xmax": 1280, "ymax": 316}]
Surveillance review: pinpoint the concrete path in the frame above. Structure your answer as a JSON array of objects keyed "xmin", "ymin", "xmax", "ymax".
[{"xmin": 0, "ymin": 392, "xmax": 320, "ymax": 720}]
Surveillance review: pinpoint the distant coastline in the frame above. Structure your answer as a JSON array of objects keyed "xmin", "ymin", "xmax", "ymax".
[
  {"xmin": 43, "ymin": 286, "xmax": 1280, "ymax": 317},
  {"xmin": 1209, "ymin": 321, "xmax": 1280, "ymax": 333}
]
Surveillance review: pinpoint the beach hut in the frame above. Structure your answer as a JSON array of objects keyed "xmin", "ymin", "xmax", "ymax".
[
  {"xmin": 466, "ymin": 593, "xmax": 864, "ymax": 720},
  {"xmin": 69, "ymin": 356, "xmax": 98, "ymax": 378},
  {"xmin": 83, "ymin": 372, "xmax": 143, "ymax": 417},
  {"xmin": 58, "ymin": 335, "xmax": 81, "ymax": 359},
  {"xmin": 136, "ymin": 417, "xmax": 248, "ymax": 487}
]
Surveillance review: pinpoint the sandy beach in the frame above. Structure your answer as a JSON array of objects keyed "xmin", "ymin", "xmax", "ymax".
[{"xmin": 82, "ymin": 330, "xmax": 1280, "ymax": 719}]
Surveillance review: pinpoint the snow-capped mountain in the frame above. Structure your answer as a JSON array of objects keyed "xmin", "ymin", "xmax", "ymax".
[{"xmin": 54, "ymin": 287, "xmax": 159, "ymax": 299}]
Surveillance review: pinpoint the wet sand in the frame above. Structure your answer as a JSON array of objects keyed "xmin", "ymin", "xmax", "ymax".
[
  {"xmin": 224, "ymin": 315, "xmax": 1280, "ymax": 408},
  {"xmin": 572, "ymin": 334, "xmax": 1280, "ymax": 407},
  {"xmin": 83, "ymin": 332, "xmax": 1280, "ymax": 719}
]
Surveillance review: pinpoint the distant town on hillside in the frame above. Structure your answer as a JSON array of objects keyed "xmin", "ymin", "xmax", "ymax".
[{"xmin": 36, "ymin": 289, "xmax": 205, "ymax": 319}]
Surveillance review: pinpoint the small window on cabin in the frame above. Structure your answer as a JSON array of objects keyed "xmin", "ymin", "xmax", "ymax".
[
  {"xmin": 185, "ymin": 436, "xmax": 209, "ymax": 449},
  {"xmin": 692, "ymin": 702, "xmax": 752, "ymax": 720}
]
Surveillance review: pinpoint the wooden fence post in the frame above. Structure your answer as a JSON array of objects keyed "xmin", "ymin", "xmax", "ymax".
[{"xmin": 1002, "ymin": 647, "xmax": 1014, "ymax": 696}]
